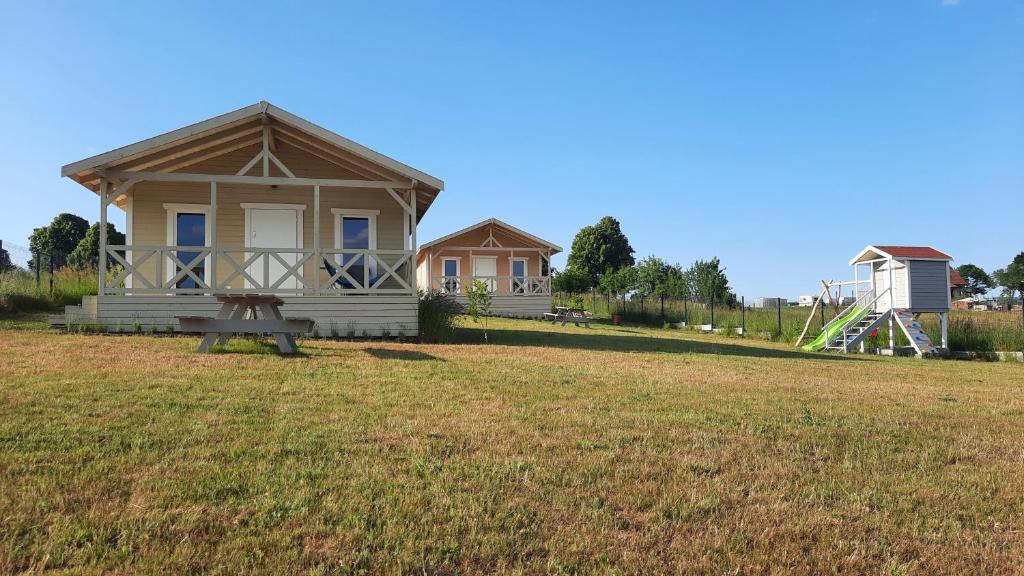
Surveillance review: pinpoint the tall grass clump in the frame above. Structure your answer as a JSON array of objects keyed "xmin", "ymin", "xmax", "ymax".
[
  {"xmin": 418, "ymin": 290, "xmax": 463, "ymax": 343},
  {"xmin": 0, "ymin": 267, "xmax": 97, "ymax": 313}
]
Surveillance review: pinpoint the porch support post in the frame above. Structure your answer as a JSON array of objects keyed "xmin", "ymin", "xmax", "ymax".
[
  {"xmin": 98, "ymin": 177, "xmax": 108, "ymax": 296},
  {"xmin": 313, "ymin": 185, "xmax": 321, "ymax": 295},
  {"xmin": 209, "ymin": 181, "xmax": 217, "ymax": 292},
  {"xmin": 409, "ymin": 188, "xmax": 416, "ymax": 291}
]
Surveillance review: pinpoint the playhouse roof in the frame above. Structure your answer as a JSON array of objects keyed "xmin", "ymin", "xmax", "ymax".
[{"xmin": 849, "ymin": 245, "xmax": 953, "ymax": 265}]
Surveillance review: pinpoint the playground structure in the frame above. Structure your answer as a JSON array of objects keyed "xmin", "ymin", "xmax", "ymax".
[{"xmin": 798, "ymin": 246, "xmax": 954, "ymax": 357}]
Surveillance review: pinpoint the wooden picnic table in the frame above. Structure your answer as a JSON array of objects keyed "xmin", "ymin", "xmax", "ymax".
[
  {"xmin": 544, "ymin": 306, "xmax": 591, "ymax": 327},
  {"xmin": 177, "ymin": 294, "xmax": 313, "ymax": 354}
]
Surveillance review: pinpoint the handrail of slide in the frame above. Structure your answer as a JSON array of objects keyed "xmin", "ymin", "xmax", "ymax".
[{"xmin": 821, "ymin": 288, "xmax": 891, "ymax": 348}]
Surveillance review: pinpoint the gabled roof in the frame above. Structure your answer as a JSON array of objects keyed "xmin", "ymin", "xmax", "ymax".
[
  {"xmin": 849, "ymin": 245, "xmax": 953, "ymax": 265},
  {"xmin": 61, "ymin": 100, "xmax": 444, "ymax": 194},
  {"xmin": 418, "ymin": 218, "xmax": 563, "ymax": 253}
]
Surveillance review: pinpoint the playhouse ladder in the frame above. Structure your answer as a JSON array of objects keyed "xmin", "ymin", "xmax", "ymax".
[
  {"xmin": 824, "ymin": 309, "xmax": 891, "ymax": 353},
  {"xmin": 893, "ymin": 309, "xmax": 937, "ymax": 356}
]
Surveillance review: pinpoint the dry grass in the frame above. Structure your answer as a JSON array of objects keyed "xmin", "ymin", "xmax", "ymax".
[{"xmin": 1, "ymin": 316, "xmax": 1022, "ymax": 574}]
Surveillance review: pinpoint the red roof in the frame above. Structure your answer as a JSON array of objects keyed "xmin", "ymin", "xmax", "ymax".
[
  {"xmin": 949, "ymin": 267, "xmax": 965, "ymax": 286},
  {"xmin": 874, "ymin": 246, "xmax": 952, "ymax": 260}
]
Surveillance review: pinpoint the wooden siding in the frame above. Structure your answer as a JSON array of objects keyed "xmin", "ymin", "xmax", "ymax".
[
  {"xmin": 873, "ymin": 260, "xmax": 908, "ymax": 309},
  {"xmin": 79, "ymin": 295, "xmax": 417, "ymax": 337},
  {"xmin": 416, "ymin": 223, "xmax": 550, "ymax": 291},
  {"xmin": 129, "ymin": 177, "xmax": 408, "ymax": 290},
  {"xmin": 908, "ymin": 260, "xmax": 950, "ymax": 311}
]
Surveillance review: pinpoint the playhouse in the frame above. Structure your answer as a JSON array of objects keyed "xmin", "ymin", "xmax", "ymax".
[{"xmin": 800, "ymin": 245, "xmax": 954, "ymax": 356}]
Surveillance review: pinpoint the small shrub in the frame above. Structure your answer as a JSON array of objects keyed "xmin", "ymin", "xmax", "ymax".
[
  {"xmin": 418, "ymin": 290, "xmax": 463, "ymax": 344},
  {"xmin": 465, "ymin": 280, "xmax": 493, "ymax": 342}
]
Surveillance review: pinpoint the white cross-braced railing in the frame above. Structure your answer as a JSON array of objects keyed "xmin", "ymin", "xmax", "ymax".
[
  {"xmin": 104, "ymin": 245, "xmax": 415, "ymax": 295},
  {"xmin": 430, "ymin": 275, "xmax": 551, "ymax": 296}
]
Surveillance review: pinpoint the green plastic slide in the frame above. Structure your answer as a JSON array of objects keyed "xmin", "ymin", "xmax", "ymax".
[{"xmin": 802, "ymin": 306, "xmax": 867, "ymax": 352}]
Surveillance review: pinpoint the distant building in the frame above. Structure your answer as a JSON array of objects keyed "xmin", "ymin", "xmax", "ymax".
[
  {"xmin": 753, "ymin": 297, "xmax": 785, "ymax": 308},
  {"xmin": 949, "ymin": 267, "xmax": 967, "ymax": 299},
  {"xmin": 798, "ymin": 295, "xmax": 816, "ymax": 307}
]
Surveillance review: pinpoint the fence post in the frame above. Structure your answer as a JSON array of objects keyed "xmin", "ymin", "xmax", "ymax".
[
  {"xmin": 741, "ymin": 296, "xmax": 746, "ymax": 336},
  {"xmin": 683, "ymin": 296, "xmax": 688, "ymax": 324},
  {"xmin": 710, "ymin": 294, "xmax": 715, "ymax": 328},
  {"xmin": 776, "ymin": 297, "xmax": 783, "ymax": 338},
  {"xmin": 660, "ymin": 293, "xmax": 665, "ymax": 321},
  {"xmin": 48, "ymin": 247, "xmax": 54, "ymax": 297},
  {"xmin": 34, "ymin": 248, "xmax": 40, "ymax": 289},
  {"xmin": 741, "ymin": 295, "xmax": 749, "ymax": 336}
]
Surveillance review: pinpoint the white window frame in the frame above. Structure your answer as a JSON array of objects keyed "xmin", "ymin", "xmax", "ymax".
[
  {"xmin": 441, "ymin": 257, "xmax": 461, "ymax": 293},
  {"xmin": 510, "ymin": 257, "xmax": 529, "ymax": 294},
  {"xmin": 332, "ymin": 208, "xmax": 379, "ymax": 277},
  {"xmin": 164, "ymin": 203, "xmax": 212, "ymax": 289}
]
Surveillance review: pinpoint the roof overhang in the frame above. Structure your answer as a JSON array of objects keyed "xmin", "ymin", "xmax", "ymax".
[
  {"xmin": 418, "ymin": 218, "xmax": 563, "ymax": 254},
  {"xmin": 61, "ymin": 101, "xmax": 444, "ymax": 217},
  {"xmin": 849, "ymin": 245, "xmax": 953, "ymax": 265}
]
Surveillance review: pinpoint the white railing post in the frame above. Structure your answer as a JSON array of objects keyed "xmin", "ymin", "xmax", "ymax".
[
  {"xmin": 209, "ymin": 181, "xmax": 217, "ymax": 293},
  {"xmin": 410, "ymin": 188, "xmax": 417, "ymax": 289},
  {"xmin": 313, "ymin": 185, "xmax": 321, "ymax": 295},
  {"xmin": 98, "ymin": 177, "xmax": 108, "ymax": 296}
]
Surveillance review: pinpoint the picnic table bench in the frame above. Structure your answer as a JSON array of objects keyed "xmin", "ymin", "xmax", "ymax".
[
  {"xmin": 177, "ymin": 294, "xmax": 313, "ymax": 354},
  {"xmin": 543, "ymin": 306, "xmax": 591, "ymax": 327}
]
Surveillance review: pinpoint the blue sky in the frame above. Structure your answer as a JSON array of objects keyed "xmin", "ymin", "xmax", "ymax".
[{"xmin": 1, "ymin": 0, "xmax": 1021, "ymax": 298}]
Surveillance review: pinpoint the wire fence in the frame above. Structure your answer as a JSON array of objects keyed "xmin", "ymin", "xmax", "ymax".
[
  {"xmin": 0, "ymin": 243, "xmax": 98, "ymax": 313},
  {"xmin": 555, "ymin": 291, "xmax": 1024, "ymax": 353}
]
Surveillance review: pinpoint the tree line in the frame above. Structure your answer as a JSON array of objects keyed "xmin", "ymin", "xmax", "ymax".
[
  {"xmin": 552, "ymin": 216, "xmax": 1024, "ymax": 309},
  {"xmin": 0, "ymin": 212, "xmax": 125, "ymax": 273},
  {"xmin": 957, "ymin": 258, "xmax": 1024, "ymax": 304},
  {"xmin": 551, "ymin": 216, "xmax": 738, "ymax": 307}
]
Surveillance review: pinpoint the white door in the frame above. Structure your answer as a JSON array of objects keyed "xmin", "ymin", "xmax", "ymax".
[
  {"xmin": 473, "ymin": 257, "xmax": 497, "ymax": 292},
  {"xmin": 247, "ymin": 208, "xmax": 300, "ymax": 291}
]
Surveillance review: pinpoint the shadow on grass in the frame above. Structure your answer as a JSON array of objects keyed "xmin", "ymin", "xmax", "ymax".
[
  {"xmin": 207, "ymin": 338, "xmax": 309, "ymax": 358},
  {"xmin": 455, "ymin": 326, "xmax": 863, "ymax": 361},
  {"xmin": 364, "ymin": 348, "xmax": 443, "ymax": 361}
]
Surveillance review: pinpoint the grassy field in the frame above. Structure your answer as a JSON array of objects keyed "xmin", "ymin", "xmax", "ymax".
[{"xmin": 1, "ymin": 315, "xmax": 1022, "ymax": 574}]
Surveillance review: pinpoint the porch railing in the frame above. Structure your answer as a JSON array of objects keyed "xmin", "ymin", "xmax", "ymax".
[
  {"xmin": 430, "ymin": 275, "xmax": 551, "ymax": 296},
  {"xmin": 104, "ymin": 245, "xmax": 416, "ymax": 295}
]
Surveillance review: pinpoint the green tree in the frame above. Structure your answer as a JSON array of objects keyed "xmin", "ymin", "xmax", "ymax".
[
  {"xmin": 955, "ymin": 264, "xmax": 993, "ymax": 297},
  {"xmin": 553, "ymin": 266, "xmax": 593, "ymax": 295},
  {"xmin": 663, "ymin": 263, "xmax": 689, "ymax": 299},
  {"xmin": 464, "ymin": 279, "xmax": 493, "ymax": 342},
  {"xmin": 68, "ymin": 222, "xmax": 126, "ymax": 270},
  {"xmin": 28, "ymin": 213, "xmax": 90, "ymax": 270},
  {"xmin": 993, "ymin": 252, "xmax": 1024, "ymax": 303},
  {"xmin": 566, "ymin": 216, "xmax": 635, "ymax": 287},
  {"xmin": 634, "ymin": 256, "xmax": 669, "ymax": 299},
  {"xmin": 684, "ymin": 257, "xmax": 733, "ymax": 304},
  {"xmin": 0, "ymin": 246, "xmax": 14, "ymax": 272}
]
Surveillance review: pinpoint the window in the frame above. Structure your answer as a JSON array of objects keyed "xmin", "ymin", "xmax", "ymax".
[
  {"xmin": 164, "ymin": 203, "xmax": 211, "ymax": 291},
  {"xmin": 175, "ymin": 213, "xmax": 206, "ymax": 289},
  {"xmin": 442, "ymin": 257, "xmax": 460, "ymax": 293},
  {"xmin": 333, "ymin": 209, "xmax": 378, "ymax": 287},
  {"xmin": 511, "ymin": 258, "xmax": 528, "ymax": 294}
]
